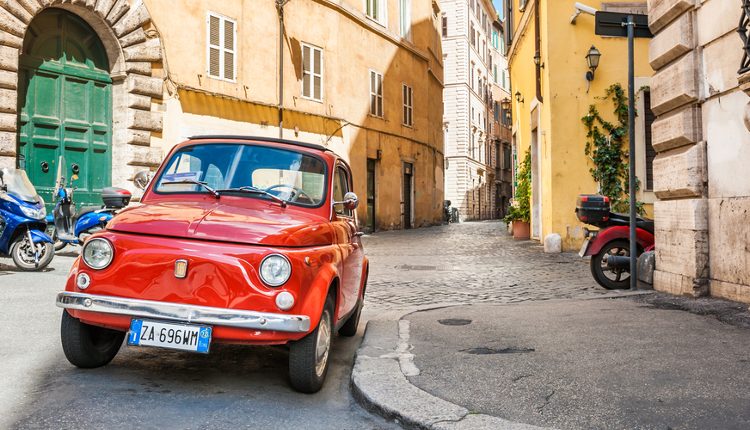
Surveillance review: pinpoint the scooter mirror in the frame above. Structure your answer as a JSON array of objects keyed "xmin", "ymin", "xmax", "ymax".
[{"xmin": 134, "ymin": 170, "xmax": 152, "ymax": 190}]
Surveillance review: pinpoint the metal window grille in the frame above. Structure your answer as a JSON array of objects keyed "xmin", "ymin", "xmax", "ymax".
[{"xmin": 739, "ymin": 0, "xmax": 750, "ymax": 74}]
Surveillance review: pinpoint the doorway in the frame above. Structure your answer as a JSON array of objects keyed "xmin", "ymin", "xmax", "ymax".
[
  {"xmin": 17, "ymin": 9, "xmax": 113, "ymax": 209},
  {"xmin": 403, "ymin": 162, "xmax": 413, "ymax": 229},
  {"xmin": 366, "ymin": 158, "xmax": 376, "ymax": 232},
  {"xmin": 531, "ymin": 128, "xmax": 541, "ymax": 238}
]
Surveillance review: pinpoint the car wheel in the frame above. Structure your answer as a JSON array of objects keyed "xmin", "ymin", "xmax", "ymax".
[
  {"xmin": 289, "ymin": 295, "xmax": 334, "ymax": 393},
  {"xmin": 60, "ymin": 310, "xmax": 125, "ymax": 368},
  {"xmin": 338, "ymin": 300, "xmax": 362, "ymax": 337}
]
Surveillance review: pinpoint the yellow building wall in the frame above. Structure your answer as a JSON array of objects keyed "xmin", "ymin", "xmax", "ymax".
[
  {"xmin": 143, "ymin": 0, "xmax": 444, "ymax": 230},
  {"xmin": 509, "ymin": 0, "xmax": 653, "ymax": 250}
]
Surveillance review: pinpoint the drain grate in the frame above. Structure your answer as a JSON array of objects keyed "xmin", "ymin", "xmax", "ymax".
[
  {"xmin": 461, "ymin": 347, "xmax": 535, "ymax": 355},
  {"xmin": 438, "ymin": 318, "xmax": 472, "ymax": 326},
  {"xmin": 396, "ymin": 264, "xmax": 438, "ymax": 271}
]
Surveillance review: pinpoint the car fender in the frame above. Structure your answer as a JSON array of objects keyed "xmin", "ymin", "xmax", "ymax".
[
  {"xmin": 585, "ymin": 226, "xmax": 654, "ymax": 256},
  {"xmin": 297, "ymin": 262, "xmax": 340, "ymax": 331}
]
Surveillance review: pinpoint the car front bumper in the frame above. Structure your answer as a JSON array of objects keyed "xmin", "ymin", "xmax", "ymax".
[{"xmin": 56, "ymin": 291, "xmax": 311, "ymax": 333}]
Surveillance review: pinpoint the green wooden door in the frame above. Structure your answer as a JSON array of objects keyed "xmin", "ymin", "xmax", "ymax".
[{"xmin": 17, "ymin": 9, "xmax": 112, "ymax": 210}]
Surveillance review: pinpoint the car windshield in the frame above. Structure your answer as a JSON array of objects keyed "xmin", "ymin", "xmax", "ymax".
[
  {"xmin": 0, "ymin": 168, "xmax": 39, "ymax": 202},
  {"xmin": 154, "ymin": 143, "xmax": 327, "ymax": 207}
]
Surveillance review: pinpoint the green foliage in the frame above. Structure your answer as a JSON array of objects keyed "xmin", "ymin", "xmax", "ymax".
[
  {"xmin": 504, "ymin": 150, "xmax": 531, "ymax": 223},
  {"xmin": 581, "ymin": 83, "xmax": 643, "ymax": 214}
]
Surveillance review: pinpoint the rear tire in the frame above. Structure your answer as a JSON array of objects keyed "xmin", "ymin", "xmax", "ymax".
[
  {"xmin": 60, "ymin": 310, "xmax": 124, "ymax": 368},
  {"xmin": 289, "ymin": 295, "xmax": 334, "ymax": 393},
  {"xmin": 10, "ymin": 236, "xmax": 54, "ymax": 271},
  {"xmin": 590, "ymin": 239, "xmax": 632, "ymax": 290},
  {"xmin": 338, "ymin": 300, "xmax": 362, "ymax": 337}
]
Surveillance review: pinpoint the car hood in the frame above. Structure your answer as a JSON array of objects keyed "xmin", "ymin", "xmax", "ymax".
[{"xmin": 108, "ymin": 201, "xmax": 335, "ymax": 247}]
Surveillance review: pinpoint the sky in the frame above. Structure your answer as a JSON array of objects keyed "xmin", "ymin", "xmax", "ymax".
[{"xmin": 492, "ymin": 0, "xmax": 505, "ymax": 19}]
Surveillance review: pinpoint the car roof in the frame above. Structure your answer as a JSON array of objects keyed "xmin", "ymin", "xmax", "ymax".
[{"xmin": 186, "ymin": 135, "xmax": 334, "ymax": 154}]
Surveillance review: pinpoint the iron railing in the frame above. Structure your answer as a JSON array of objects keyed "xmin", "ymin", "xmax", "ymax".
[{"xmin": 739, "ymin": 0, "xmax": 750, "ymax": 74}]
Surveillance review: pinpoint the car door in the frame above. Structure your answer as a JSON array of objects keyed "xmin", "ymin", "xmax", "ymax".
[{"xmin": 331, "ymin": 164, "xmax": 363, "ymax": 319}]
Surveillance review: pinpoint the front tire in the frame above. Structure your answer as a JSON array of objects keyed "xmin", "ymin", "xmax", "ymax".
[
  {"xmin": 10, "ymin": 235, "xmax": 54, "ymax": 271},
  {"xmin": 60, "ymin": 310, "xmax": 124, "ymax": 368},
  {"xmin": 289, "ymin": 296, "xmax": 334, "ymax": 393},
  {"xmin": 590, "ymin": 239, "xmax": 632, "ymax": 290}
]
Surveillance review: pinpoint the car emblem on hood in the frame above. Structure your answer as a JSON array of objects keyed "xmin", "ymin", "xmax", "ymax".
[{"xmin": 174, "ymin": 259, "xmax": 188, "ymax": 279}]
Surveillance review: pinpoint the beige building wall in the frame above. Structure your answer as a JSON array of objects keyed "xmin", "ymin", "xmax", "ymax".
[
  {"xmin": 0, "ymin": 0, "xmax": 444, "ymax": 231},
  {"xmin": 647, "ymin": 0, "xmax": 750, "ymax": 304}
]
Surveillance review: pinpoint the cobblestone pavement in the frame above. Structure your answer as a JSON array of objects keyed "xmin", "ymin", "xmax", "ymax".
[{"xmin": 362, "ymin": 221, "xmax": 608, "ymax": 312}]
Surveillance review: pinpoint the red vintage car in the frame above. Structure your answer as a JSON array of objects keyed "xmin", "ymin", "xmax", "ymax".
[{"xmin": 56, "ymin": 136, "xmax": 368, "ymax": 393}]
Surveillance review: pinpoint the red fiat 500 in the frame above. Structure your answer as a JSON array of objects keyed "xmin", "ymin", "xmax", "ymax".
[{"xmin": 56, "ymin": 136, "xmax": 368, "ymax": 393}]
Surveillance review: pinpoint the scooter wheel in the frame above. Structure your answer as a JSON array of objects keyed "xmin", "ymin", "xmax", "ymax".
[
  {"xmin": 590, "ymin": 239, "xmax": 632, "ymax": 290},
  {"xmin": 10, "ymin": 237, "xmax": 54, "ymax": 271}
]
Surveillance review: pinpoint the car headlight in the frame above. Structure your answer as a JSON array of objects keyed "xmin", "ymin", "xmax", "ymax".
[
  {"xmin": 82, "ymin": 238, "xmax": 114, "ymax": 270},
  {"xmin": 20, "ymin": 204, "xmax": 46, "ymax": 220},
  {"xmin": 259, "ymin": 254, "xmax": 292, "ymax": 287}
]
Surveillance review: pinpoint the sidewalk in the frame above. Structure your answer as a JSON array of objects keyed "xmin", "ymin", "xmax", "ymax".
[{"xmin": 352, "ymin": 293, "xmax": 750, "ymax": 430}]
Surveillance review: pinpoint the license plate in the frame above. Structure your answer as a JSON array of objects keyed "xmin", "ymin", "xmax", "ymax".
[
  {"xmin": 579, "ymin": 239, "xmax": 590, "ymax": 257},
  {"xmin": 128, "ymin": 319, "xmax": 212, "ymax": 354}
]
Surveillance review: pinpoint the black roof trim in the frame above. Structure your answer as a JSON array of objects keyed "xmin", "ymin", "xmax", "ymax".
[{"xmin": 187, "ymin": 135, "xmax": 330, "ymax": 152}]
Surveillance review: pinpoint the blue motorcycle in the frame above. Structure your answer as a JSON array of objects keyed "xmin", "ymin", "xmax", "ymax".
[
  {"xmin": 45, "ymin": 170, "xmax": 131, "ymax": 252},
  {"xmin": 0, "ymin": 167, "xmax": 54, "ymax": 270}
]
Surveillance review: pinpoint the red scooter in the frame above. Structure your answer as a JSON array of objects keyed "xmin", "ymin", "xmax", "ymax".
[{"xmin": 576, "ymin": 195, "xmax": 654, "ymax": 289}]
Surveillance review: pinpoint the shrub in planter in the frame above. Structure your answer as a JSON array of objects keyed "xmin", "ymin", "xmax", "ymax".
[{"xmin": 504, "ymin": 150, "xmax": 531, "ymax": 240}]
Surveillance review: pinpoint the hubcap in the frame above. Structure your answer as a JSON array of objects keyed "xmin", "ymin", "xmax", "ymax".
[
  {"xmin": 315, "ymin": 312, "xmax": 331, "ymax": 377},
  {"xmin": 16, "ymin": 237, "xmax": 42, "ymax": 265}
]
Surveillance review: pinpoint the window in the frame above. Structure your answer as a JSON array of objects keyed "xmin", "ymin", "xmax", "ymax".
[
  {"xmin": 366, "ymin": 0, "xmax": 387, "ymax": 25},
  {"xmin": 402, "ymin": 84, "xmax": 413, "ymax": 127},
  {"xmin": 493, "ymin": 64, "xmax": 498, "ymax": 83},
  {"xmin": 493, "ymin": 101, "xmax": 499, "ymax": 122},
  {"xmin": 442, "ymin": 15, "xmax": 447, "ymax": 37},
  {"xmin": 503, "ymin": 145, "xmax": 512, "ymax": 170},
  {"xmin": 369, "ymin": 70, "xmax": 384, "ymax": 117},
  {"xmin": 470, "ymin": 65, "xmax": 474, "ymax": 90},
  {"xmin": 333, "ymin": 166, "xmax": 353, "ymax": 216},
  {"xmin": 491, "ymin": 30, "xmax": 499, "ymax": 49},
  {"xmin": 301, "ymin": 43, "xmax": 323, "ymax": 101},
  {"xmin": 399, "ymin": 0, "xmax": 411, "ymax": 39},
  {"xmin": 471, "ymin": 26, "xmax": 476, "ymax": 47},
  {"xmin": 207, "ymin": 13, "xmax": 236, "ymax": 81}
]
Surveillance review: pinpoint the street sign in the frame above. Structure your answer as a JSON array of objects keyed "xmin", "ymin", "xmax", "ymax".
[{"xmin": 595, "ymin": 12, "xmax": 652, "ymax": 38}]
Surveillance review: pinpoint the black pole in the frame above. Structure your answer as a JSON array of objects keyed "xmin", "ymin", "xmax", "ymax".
[
  {"xmin": 277, "ymin": 1, "xmax": 285, "ymax": 139},
  {"xmin": 627, "ymin": 15, "xmax": 637, "ymax": 290}
]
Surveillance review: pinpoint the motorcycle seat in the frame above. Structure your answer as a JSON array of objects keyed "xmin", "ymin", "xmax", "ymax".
[
  {"xmin": 74, "ymin": 205, "xmax": 105, "ymax": 222},
  {"xmin": 609, "ymin": 212, "xmax": 655, "ymax": 234}
]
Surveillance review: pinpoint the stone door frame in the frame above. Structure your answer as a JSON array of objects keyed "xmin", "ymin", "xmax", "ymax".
[{"xmin": 0, "ymin": 0, "xmax": 164, "ymax": 192}]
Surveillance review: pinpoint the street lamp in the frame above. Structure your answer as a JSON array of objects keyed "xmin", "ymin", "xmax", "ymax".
[
  {"xmin": 585, "ymin": 45, "xmax": 601, "ymax": 81},
  {"xmin": 514, "ymin": 91, "xmax": 524, "ymax": 103},
  {"xmin": 501, "ymin": 97, "xmax": 511, "ymax": 122}
]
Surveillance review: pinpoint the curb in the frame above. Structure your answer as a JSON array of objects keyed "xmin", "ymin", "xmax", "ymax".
[{"xmin": 351, "ymin": 319, "xmax": 545, "ymax": 430}]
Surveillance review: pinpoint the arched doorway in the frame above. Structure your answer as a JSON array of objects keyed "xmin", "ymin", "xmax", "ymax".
[{"xmin": 17, "ymin": 8, "xmax": 112, "ymax": 209}]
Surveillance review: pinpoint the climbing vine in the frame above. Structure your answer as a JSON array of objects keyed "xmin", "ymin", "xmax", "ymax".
[{"xmin": 581, "ymin": 83, "xmax": 643, "ymax": 214}]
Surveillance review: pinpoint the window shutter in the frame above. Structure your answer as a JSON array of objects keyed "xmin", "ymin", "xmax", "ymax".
[
  {"xmin": 223, "ymin": 19, "xmax": 235, "ymax": 80},
  {"xmin": 208, "ymin": 15, "xmax": 221, "ymax": 77}
]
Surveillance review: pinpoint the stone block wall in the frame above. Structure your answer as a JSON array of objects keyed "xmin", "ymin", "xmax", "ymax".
[{"xmin": 647, "ymin": 0, "xmax": 750, "ymax": 303}]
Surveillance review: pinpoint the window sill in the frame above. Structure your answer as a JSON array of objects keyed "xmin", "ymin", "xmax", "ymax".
[
  {"xmin": 206, "ymin": 74, "xmax": 237, "ymax": 84},
  {"xmin": 301, "ymin": 95, "xmax": 324, "ymax": 104}
]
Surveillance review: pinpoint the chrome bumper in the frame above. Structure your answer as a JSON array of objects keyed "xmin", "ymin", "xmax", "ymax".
[{"xmin": 56, "ymin": 292, "xmax": 311, "ymax": 333}]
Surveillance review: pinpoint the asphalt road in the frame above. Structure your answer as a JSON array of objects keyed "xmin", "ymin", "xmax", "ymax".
[{"xmin": 0, "ymin": 250, "xmax": 398, "ymax": 430}]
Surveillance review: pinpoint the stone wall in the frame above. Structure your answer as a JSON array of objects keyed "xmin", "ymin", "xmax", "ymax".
[
  {"xmin": 0, "ymin": 0, "xmax": 164, "ymax": 189},
  {"xmin": 647, "ymin": 0, "xmax": 750, "ymax": 303}
]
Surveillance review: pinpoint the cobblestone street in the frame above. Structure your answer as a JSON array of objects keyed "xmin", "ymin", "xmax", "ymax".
[{"xmin": 363, "ymin": 221, "xmax": 608, "ymax": 311}]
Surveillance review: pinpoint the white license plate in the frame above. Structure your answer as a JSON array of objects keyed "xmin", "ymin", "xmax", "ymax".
[
  {"xmin": 127, "ymin": 319, "xmax": 212, "ymax": 354},
  {"xmin": 579, "ymin": 239, "xmax": 590, "ymax": 257}
]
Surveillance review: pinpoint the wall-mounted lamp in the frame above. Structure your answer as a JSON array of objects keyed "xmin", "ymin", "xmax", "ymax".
[
  {"xmin": 585, "ymin": 45, "xmax": 601, "ymax": 81},
  {"xmin": 515, "ymin": 91, "xmax": 524, "ymax": 103},
  {"xmin": 533, "ymin": 51, "xmax": 544, "ymax": 69},
  {"xmin": 500, "ymin": 98, "xmax": 511, "ymax": 112}
]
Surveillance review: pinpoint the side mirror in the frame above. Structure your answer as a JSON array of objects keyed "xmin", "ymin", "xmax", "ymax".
[
  {"xmin": 134, "ymin": 170, "xmax": 153, "ymax": 190},
  {"xmin": 334, "ymin": 192, "xmax": 359, "ymax": 211}
]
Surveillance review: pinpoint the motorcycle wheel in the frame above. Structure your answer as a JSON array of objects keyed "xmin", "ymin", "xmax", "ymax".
[
  {"xmin": 45, "ymin": 225, "xmax": 68, "ymax": 252},
  {"xmin": 590, "ymin": 239, "xmax": 631, "ymax": 290},
  {"xmin": 10, "ymin": 235, "xmax": 54, "ymax": 271}
]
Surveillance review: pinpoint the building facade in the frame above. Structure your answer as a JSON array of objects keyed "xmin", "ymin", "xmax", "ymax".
[
  {"xmin": 0, "ymin": 0, "xmax": 444, "ymax": 231},
  {"xmin": 506, "ymin": 0, "xmax": 654, "ymax": 250},
  {"xmin": 489, "ymin": 19, "xmax": 513, "ymax": 219},
  {"xmin": 440, "ymin": 0, "xmax": 503, "ymax": 221},
  {"xmin": 646, "ymin": 0, "xmax": 750, "ymax": 304}
]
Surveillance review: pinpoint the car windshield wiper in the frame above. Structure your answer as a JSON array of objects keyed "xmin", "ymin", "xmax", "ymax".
[
  {"xmin": 161, "ymin": 180, "xmax": 220, "ymax": 198},
  {"xmin": 218, "ymin": 186, "xmax": 287, "ymax": 208}
]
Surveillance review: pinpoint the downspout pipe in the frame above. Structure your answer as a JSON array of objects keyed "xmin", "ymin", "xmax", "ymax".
[{"xmin": 276, "ymin": 0, "xmax": 290, "ymax": 138}]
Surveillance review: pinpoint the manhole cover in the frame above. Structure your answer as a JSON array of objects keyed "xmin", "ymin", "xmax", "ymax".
[
  {"xmin": 396, "ymin": 264, "xmax": 438, "ymax": 271},
  {"xmin": 438, "ymin": 318, "xmax": 472, "ymax": 326},
  {"xmin": 461, "ymin": 347, "xmax": 535, "ymax": 355}
]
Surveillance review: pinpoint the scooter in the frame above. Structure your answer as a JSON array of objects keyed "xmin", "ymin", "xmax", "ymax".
[
  {"xmin": 0, "ymin": 167, "xmax": 54, "ymax": 270},
  {"xmin": 576, "ymin": 194, "xmax": 655, "ymax": 290},
  {"xmin": 45, "ymin": 160, "xmax": 131, "ymax": 251}
]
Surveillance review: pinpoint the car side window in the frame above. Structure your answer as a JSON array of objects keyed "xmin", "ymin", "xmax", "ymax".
[{"xmin": 333, "ymin": 166, "xmax": 352, "ymax": 217}]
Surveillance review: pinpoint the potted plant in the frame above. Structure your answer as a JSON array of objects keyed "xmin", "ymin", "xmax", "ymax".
[{"xmin": 504, "ymin": 150, "xmax": 531, "ymax": 240}]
